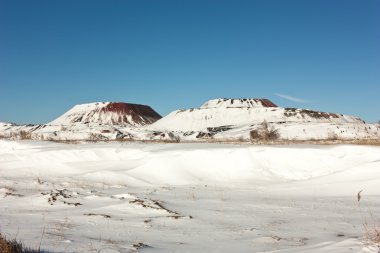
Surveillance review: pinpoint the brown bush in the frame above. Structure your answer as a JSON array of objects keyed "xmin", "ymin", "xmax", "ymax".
[
  {"xmin": 19, "ymin": 131, "xmax": 32, "ymax": 140},
  {"xmin": 250, "ymin": 121, "xmax": 279, "ymax": 142},
  {"xmin": 249, "ymin": 129, "xmax": 260, "ymax": 140},
  {"xmin": 0, "ymin": 233, "xmax": 40, "ymax": 253}
]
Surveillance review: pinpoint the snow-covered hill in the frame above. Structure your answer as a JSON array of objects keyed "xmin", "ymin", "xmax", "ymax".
[
  {"xmin": 138, "ymin": 98, "xmax": 378, "ymax": 142},
  {"xmin": 0, "ymin": 102, "xmax": 162, "ymax": 141},
  {"xmin": 150, "ymin": 98, "xmax": 364, "ymax": 132},
  {"xmin": 1, "ymin": 98, "xmax": 379, "ymax": 142},
  {"xmin": 49, "ymin": 102, "xmax": 161, "ymax": 126}
]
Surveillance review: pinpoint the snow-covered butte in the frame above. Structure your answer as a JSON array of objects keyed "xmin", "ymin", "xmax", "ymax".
[
  {"xmin": 150, "ymin": 98, "xmax": 364, "ymax": 132},
  {"xmin": 49, "ymin": 102, "xmax": 161, "ymax": 126}
]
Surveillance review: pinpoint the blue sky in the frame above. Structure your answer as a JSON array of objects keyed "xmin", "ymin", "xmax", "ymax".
[{"xmin": 1, "ymin": 0, "xmax": 379, "ymax": 124}]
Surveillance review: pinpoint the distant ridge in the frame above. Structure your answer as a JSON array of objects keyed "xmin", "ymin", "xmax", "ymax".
[{"xmin": 0, "ymin": 98, "xmax": 379, "ymax": 142}]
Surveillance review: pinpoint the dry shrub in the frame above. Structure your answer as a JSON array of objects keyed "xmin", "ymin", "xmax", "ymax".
[
  {"xmin": 51, "ymin": 139, "xmax": 81, "ymax": 144},
  {"xmin": 0, "ymin": 236, "xmax": 20, "ymax": 253},
  {"xmin": 249, "ymin": 129, "xmax": 260, "ymax": 140},
  {"xmin": 19, "ymin": 131, "xmax": 32, "ymax": 140},
  {"xmin": 363, "ymin": 210, "xmax": 380, "ymax": 245},
  {"xmin": 350, "ymin": 139, "xmax": 380, "ymax": 146},
  {"xmin": 250, "ymin": 121, "xmax": 279, "ymax": 142},
  {"xmin": 0, "ymin": 233, "xmax": 40, "ymax": 253},
  {"xmin": 6, "ymin": 131, "xmax": 32, "ymax": 140},
  {"xmin": 88, "ymin": 133, "xmax": 104, "ymax": 142}
]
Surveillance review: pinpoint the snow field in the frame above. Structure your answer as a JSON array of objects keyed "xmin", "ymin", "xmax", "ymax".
[{"xmin": 0, "ymin": 140, "xmax": 379, "ymax": 252}]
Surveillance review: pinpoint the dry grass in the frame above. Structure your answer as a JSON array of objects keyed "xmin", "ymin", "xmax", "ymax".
[
  {"xmin": 54, "ymin": 137, "xmax": 380, "ymax": 146},
  {"xmin": 179, "ymin": 137, "xmax": 380, "ymax": 146},
  {"xmin": 48, "ymin": 139, "xmax": 81, "ymax": 144},
  {"xmin": 347, "ymin": 139, "xmax": 380, "ymax": 146},
  {"xmin": 363, "ymin": 210, "xmax": 380, "ymax": 245},
  {"xmin": 0, "ymin": 233, "xmax": 40, "ymax": 253},
  {"xmin": 256, "ymin": 138, "xmax": 380, "ymax": 146},
  {"xmin": 2, "ymin": 130, "xmax": 378, "ymax": 146},
  {"xmin": 1, "ymin": 131, "xmax": 33, "ymax": 140}
]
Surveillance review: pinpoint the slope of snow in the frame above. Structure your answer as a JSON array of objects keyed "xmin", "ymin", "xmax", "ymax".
[{"xmin": 0, "ymin": 140, "xmax": 379, "ymax": 252}]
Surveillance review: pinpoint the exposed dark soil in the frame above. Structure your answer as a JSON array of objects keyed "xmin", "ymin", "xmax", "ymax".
[{"xmin": 101, "ymin": 102, "xmax": 162, "ymax": 125}]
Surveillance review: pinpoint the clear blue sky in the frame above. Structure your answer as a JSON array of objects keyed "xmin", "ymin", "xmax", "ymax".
[{"xmin": 1, "ymin": 0, "xmax": 379, "ymax": 124}]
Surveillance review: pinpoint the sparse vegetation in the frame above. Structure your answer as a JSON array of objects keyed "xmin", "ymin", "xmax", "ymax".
[
  {"xmin": 88, "ymin": 132, "xmax": 104, "ymax": 142},
  {"xmin": 357, "ymin": 193, "xmax": 380, "ymax": 248},
  {"xmin": 0, "ymin": 233, "xmax": 40, "ymax": 253},
  {"xmin": 327, "ymin": 131, "xmax": 338, "ymax": 141},
  {"xmin": 150, "ymin": 131, "xmax": 181, "ymax": 142},
  {"xmin": 19, "ymin": 131, "xmax": 32, "ymax": 140},
  {"xmin": 250, "ymin": 121, "xmax": 280, "ymax": 143},
  {"xmin": 363, "ymin": 216, "xmax": 380, "ymax": 247},
  {"xmin": 8, "ymin": 131, "xmax": 32, "ymax": 140},
  {"xmin": 363, "ymin": 210, "xmax": 380, "ymax": 246},
  {"xmin": 284, "ymin": 108, "xmax": 339, "ymax": 119}
]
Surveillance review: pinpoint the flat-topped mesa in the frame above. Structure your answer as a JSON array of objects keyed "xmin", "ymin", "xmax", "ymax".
[
  {"xmin": 201, "ymin": 98, "xmax": 277, "ymax": 109},
  {"xmin": 150, "ymin": 97, "xmax": 365, "ymax": 132},
  {"xmin": 48, "ymin": 102, "xmax": 162, "ymax": 126}
]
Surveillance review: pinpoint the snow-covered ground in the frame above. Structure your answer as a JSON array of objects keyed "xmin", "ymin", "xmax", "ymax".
[{"xmin": 0, "ymin": 140, "xmax": 379, "ymax": 252}]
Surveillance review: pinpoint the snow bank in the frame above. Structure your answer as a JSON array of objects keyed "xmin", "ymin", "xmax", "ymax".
[{"xmin": 1, "ymin": 140, "xmax": 379, "ymax": 195}]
